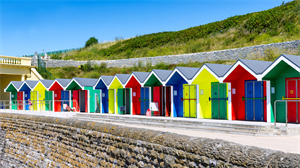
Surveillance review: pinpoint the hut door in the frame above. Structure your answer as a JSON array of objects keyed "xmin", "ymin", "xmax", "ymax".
[
  {"xmin": 79, "ymin": 90, "xmax": 86, "ymax": 112},
  {"xmin": 45, "ymin": 91, "xmax": 53, "ymax": 111},
  {"xmin": 95, "ymin": 92, "xmax": 101, "ymax": 113},
  {"xmin": 211, "ymin": 83, "xmax": 227, "ymax": 119},
  {"xmin": 31, "ymin": 91, "xmax": 38, "ymax": 111},
  {"xmin": 17, "ymin": 92, "xmax": 23, "ymax": 110},
  {"xmin": 245, "ymin": 81, "xmax": 264, "ymax": 121},
  {"xmin": 108, "ymin": 89, "xmax": 115, "ymax": 114},
  {"xmin": 125, "ymin": 88, "xmax": 131, "ymax": 114},
  {"xmin": 153, "ymin": 86, "xmax": 161, "ymax": 116},
  {"xmin": 183, "ymin": 85, "xmax": 197, "ymax": 118},
  {"xmin": 161, "ymin": 86, "xmax": 171, "ymax": 117},
  {"xmin": 118, "ymin": 88, "xmax": 125, "ymax": 114},
  {"xmin": 72, "ymin": 90, "xmax": 79, "ymax": 112},
  {"xmin": 140, "ymin": 87, "xmax": 149, "ymax": 115},
  {"xmin": 286, "ymin": 79, "xmax": 300, "ymax": 123}
]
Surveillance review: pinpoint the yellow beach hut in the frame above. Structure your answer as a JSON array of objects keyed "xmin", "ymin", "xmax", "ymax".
[
  {"xmin": 191, "ymin": 64, "xmax": 232, "ymax": 120},
  {"xmin": 107, "ymin": 74, "xmax": 131, "ymax": 114},
  {"xmin": 31, "ymin": 80, "xmax": 54, "ymax": 111}
]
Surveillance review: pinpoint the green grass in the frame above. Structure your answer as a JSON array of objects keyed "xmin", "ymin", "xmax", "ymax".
[
  {"xmin": 57, "ymin": 0, "xmax": 300, "ymax": 61},
  {"xmin": 47, "ymin": 46, "xmax": 300, "ymax": 79},
  {"xmin": 47, "ymin": 60, "xmax": 235, "ymax": 79}
]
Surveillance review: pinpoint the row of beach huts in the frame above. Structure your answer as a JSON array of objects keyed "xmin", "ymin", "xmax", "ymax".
[{"xmin": 3, "ymin": 54, "xmax": 300, "ymax": 123}]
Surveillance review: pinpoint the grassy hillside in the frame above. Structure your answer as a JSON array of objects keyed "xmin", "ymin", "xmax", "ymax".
[
  {"xmin": 48, "ymin": 47, "xmax": 300, "ymax": 79},
  {"xmin": 58, "ymin": 0, "xmax": 300, "ymax": 61},
  {"xmin": 48, "ymin": 60, "xmax": 235, "ymax": 79}
]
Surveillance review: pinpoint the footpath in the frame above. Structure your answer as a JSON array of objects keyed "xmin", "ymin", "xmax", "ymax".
[{"xmin": 1, "ymin": 110, "xmax": 299, "ymax": 154}]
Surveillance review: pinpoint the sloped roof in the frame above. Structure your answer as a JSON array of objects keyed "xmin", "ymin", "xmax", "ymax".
[
  {"xmin": 101, "ymin": 76, "xmax": 114, "ymax": 85},
  {"xmin": 205, "ymin": 63, "xmax": 232, "ymax": 77},
  {"xmin": 152, "ymin": 69, "xmax": 172, "ymax": 82},
  {"xmin": 56, "ymin": 79, "xmax": 71, "ymax": 88},
  {"xmin": 11, "ymin": 81, "xmax": 24, "ymax": 90},
  {"xmin": 176, "ymin": 67, "xmax": 199, "ymax": 80},
  {"xmin": 25, "ymin": 80, "xmax": 39, "ymax": 89},
  {"xmin": 40, "ymin": 80, "xmax": 55, "ymax": 89},
  {"xmin": 116, "ymin": 74, "xmax": 130, "ymax": 84},
  {"xmin": 132, "ymin": 72, "xmax": 150, "ymax": 83},
  {"xmin": 239, "ymin": 59, "xmax": 272, "ymax": 74},
  {"xmin": 280, "ymin": 54, "xmax": 300, "ymax": 68},
  {"xmin": 73, "ymin": 77, "xmax": 98, "ymax": 87}
]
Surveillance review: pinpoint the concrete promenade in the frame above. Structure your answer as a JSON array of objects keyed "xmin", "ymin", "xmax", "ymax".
[{"xmin": 1, "ymin": 110, "xmax": 299, "ymax": 154}]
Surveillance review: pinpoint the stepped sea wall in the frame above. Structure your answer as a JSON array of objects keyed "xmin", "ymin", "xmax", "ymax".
[
  {"xmin": 31, "ymin": 40, "xmax": 300, "ymax": 68},
  {"xmin": 0, "ymin": 113, "xmax": 299, "ymax": 167}
]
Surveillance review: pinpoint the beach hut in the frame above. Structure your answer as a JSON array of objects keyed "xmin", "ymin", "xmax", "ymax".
[
  {"xmin": 18, "ymin": 80, "xmax": 38, "ymax": 110},
  {"xmin": 93, "ymin": 76, "xmax": 114, "ymax": 113},
  {"xmin": 191, "ymin": 64, "xmax": 232, "ymax": 120},
  {"xmin": 31, "ymin": 80, "xmax": 54, "ymax": 111},
  {"xmin": 222, "ymin": 59, "xmax": 272, "ymax": 122},
  {"xmin": 48, "ymin": 79, "xmax": 72, "ymax": 112},
  {"xmin": 4, "ymin": 81, "xmax": 24, "ymax": 110},
  {"xmin": 261, "ymin": 54, "xmax": 300, "ymax": 123},
  {"xmin": 165, "ymin": 67, "xmax": 199, "ymax": 118},
  {"xmin": 108, "ymin": 74, "xmax": 131, "ymax": 114},
  {"xmin": 143, "ymin": 69, "xmax": 173, "ymax": 116},
  {"xmin": 65, "ymin": 78, "xmax": 98, "ymax": 113},
  {"xmin": 124, "ymin": 72, "xmax": 150, "ymax": 115}
]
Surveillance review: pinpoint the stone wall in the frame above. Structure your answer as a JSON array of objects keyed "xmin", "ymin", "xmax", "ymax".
[
  {"xmin": 0, "ymin": 113, "xmax": 299, "ymax": 168},
  {"xmin": 31, "ymin": 40, "xmax": 300, "ymax": 68}
]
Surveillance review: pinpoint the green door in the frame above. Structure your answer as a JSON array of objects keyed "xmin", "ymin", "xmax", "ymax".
[
  {"xmin": 183, "ymin": 85, "xmax": 197, "ymax": 118},
  {"xmin": 211, "ymin": 83, "xmax": 227, "ymax": 119},
  {"xmin": 118, "ymin": 88, "xmax": 125, "ymax": 114},
  {"xmin": 11, "ymin": 91, "xmax": 18, "ymax": 110},
  {"xmin": 45, "ymin": 91, "xmax": 53, "ymax": 111}
]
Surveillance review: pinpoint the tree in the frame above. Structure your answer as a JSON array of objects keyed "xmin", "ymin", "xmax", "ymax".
[{"xmin": 85, "ymin": 37, "xmax": 98, "ymax": 48}]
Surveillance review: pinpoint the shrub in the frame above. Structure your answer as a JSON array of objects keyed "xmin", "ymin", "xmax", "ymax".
[
  {"xmin": 85, "ymin": 37, "xmax": 98, "ymax": 48},
  {"xmin": 264, "ymin": 49, "xmax": 277, "ymax": 61}
]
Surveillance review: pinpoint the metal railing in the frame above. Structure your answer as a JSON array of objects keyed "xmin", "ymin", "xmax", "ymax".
[
  {"xmin": 274, "ymin": 99, "xmax": 300, "ymax": 127},
  {"xmin": 0, "ymin": 100, "xmax": 52, "ymax": 112},
  {"xmin": 0, "ymin": 99, "xmax": 80, "ymax": 112}
]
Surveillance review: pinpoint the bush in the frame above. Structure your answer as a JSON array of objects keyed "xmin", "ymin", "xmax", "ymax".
[
  {"xmin": 81, "ymin": 60, "xmax": 92, "ymax": 71},
  {"xmin": 50, "ymin": 54, "xmax": 62, "ymax": 60},
  {"xmin": 85, "ymin": 37, "xmax": 98, "ymax": 48}
]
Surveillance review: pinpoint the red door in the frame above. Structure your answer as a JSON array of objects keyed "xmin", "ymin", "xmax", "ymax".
[
  {"xmin": 153, "ymin": 86, "xmax": 161, "ymax": 116},
  {"xmin": 73, "ymin": 90, "xmax": 79, "ymax": 112},
  {"xmin": 165, "ymin": 87, "xmax": 171, "ymax": 117},
  {"xmin": 17, "ymin": 92, "xmax": 23, "ymax": 110},
  {"xmin": 286, "ymin": 79, "xmax": 300, "ymax": 123},
  {"xmin": 85, "ymin": 90, "xmax": 88, "ymax": 113},
  {"xmin": 54, "ymin": 90, "xmax": 61, "ymax": 112}
]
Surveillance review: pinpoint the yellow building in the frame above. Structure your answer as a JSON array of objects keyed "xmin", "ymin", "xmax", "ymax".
[
  {"xmin": 0, "ymin": 55, "xmax": 43, "ymax": 100},
  {"xmin": 191, "ymin": 64, "xmax": 232, "ymax": 120}
]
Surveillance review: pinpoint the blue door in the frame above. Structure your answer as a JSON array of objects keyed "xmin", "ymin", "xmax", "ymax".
[
  {"xmin": 245, "ymin": 81, "xmax": 264, "ymax": 121},
  {"xmin": 140, "ymin": 87, "xmax": 149, "ymax": 115},
  {"xmin": 254, "ymin": 81, "xmax": 264, "ymax": 121},
  {"xmin": 102, "ymin": 89, "xmax": 109, "ymax": 113},
  {"xmin": 24, "ymin": 90, "xmax": 31, "ymax": 110},
  {"xmin": 61, "ymin": 90, "xmax": 70, "ymax": 111}
]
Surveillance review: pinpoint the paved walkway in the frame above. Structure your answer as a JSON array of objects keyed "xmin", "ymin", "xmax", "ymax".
[
  {"xmin": 1, "ymin": 111, "xmax": 299, "ymax": 154},
  {"xmin": 99, "ymin": 120, "xmax": 300, "ymax": 154}
]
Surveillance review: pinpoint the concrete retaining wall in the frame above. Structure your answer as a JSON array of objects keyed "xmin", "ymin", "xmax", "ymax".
[
  {"xmin": 0, "ymin": 113, "xmax": 299, "ymax": 167},
  {"xmin": 31, "ymin": 40, "xmax": 300, "ymax": 68}
]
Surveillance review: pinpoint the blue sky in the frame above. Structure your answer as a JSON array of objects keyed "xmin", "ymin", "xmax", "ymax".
[{"xmin": 0, "ymin": 0, "xmax": 292, "ymax": 56}]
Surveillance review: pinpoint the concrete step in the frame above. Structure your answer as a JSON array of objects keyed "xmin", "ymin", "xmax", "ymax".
[
  {"xmin": 73, "ymin": 113, "xmax": 285, "ymax": 130},
  {"xmin": 74, "ymin": 118, "xmax": 287, "ymax": 136},
  {"xmin": 72, "ymin": 114, "xmax": 288, "ymax": 136},
  {"xmin": 74, "ymin": 116, "xmax": 287, "ymax": 134}
]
